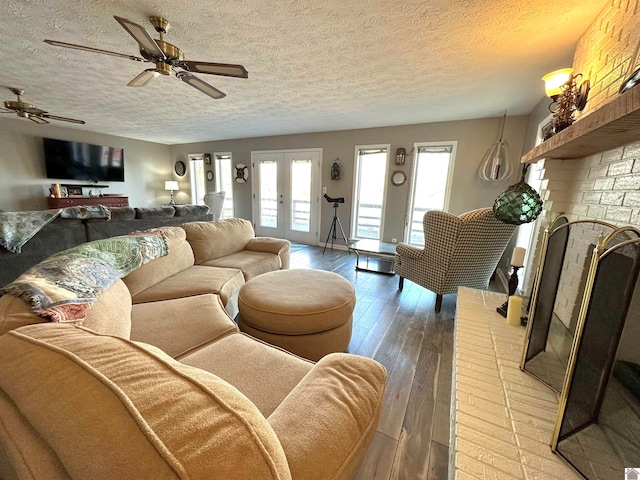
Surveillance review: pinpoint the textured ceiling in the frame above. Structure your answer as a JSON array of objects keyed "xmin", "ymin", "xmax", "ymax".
[{"xmin": 1, "ymin": 0, "xmax": 606, "ymax": 145}]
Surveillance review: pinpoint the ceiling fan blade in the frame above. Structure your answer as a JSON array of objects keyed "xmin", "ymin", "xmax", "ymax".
[
  {"xmin": 29, "ymin": 115, "xmax": 49, "ymax": 124},
  {"xmin": 127, "ymin": 69, "xmax": 160, "ymax": 87},
  {"xmin": 114, "ymin": 16, "xmax": 165, "ymax": 59},
  {"xmin": 179, "ymin": 60, "xmax": 248, "ymax": 78},
  {"xmin": 44, "ymin": 40, "xmax": 145, "ymax": 62},
  {"xmin": 41, "ymin": 114, "xmax": 86, "ymax": 124},
  {"xmin": 176, "ymin": 72, "xmax": 225, "ymax": 99}
]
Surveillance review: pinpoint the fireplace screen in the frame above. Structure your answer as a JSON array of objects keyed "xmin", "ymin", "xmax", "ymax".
[
  {"xmin": 552, "ymin": 227, "xmax": 640, "ymax": 479},
  {"xmin": 522, "ymin": 217, "xmax": 617, "ymax": 392}
]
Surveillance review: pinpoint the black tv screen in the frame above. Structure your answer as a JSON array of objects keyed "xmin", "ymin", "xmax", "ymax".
[{"xmin": 43, "ymin": 138, "xmax": 125, "ymax": 182}]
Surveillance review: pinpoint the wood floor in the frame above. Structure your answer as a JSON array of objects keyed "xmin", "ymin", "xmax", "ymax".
[{"xmin": 289, "ymin": 245, "xmax": 459, "ymax": 480}]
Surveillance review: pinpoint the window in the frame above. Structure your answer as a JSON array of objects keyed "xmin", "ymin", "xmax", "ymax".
[
  {"xmin": 188, "ymin": 154, "xmax": 206, "ymax": 205},
  {"xmin": 352, "ymin": 145, "xmax": 390, "ymax": 240},
  {"xmin": 214, "ymin": 153, "xmax": 235, "ymax": 218},
  {"xmin": 406, "ymin": 143, "xmax": 456, "ymax": 245}
]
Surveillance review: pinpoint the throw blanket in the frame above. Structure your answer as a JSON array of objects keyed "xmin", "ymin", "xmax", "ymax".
[
  {"xmin": 0, "ymin": 230, "xmax": 168, "ymax": 322},
  {"xmin": 0, "ymin": 206, "xmax": 111, "ymax": 253}
]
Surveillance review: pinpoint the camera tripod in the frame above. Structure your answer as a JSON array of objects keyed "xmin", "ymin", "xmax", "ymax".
[{"xmin": 323, "ymin": 201, "xmax": 349, "ymax": 254}]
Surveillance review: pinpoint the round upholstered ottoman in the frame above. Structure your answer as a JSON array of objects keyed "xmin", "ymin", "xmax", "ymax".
[{"xmin": 237, "ymin": 269, "xmax": 355, "ymax": 361}]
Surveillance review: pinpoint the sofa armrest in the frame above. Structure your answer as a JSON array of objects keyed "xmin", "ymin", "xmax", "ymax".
[
  {"xmin": 246, "ymin": 237, "xmax": 291, "ymax": 269},
  {"xmin": 268, "ymin": 353, "xmax": 386, "ymax": 480},
  {"xmin": 396, "ymin": 242, "xmax": 423, "ymax": 260}
]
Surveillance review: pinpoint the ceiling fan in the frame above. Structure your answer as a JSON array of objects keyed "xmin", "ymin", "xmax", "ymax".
[
  {"xmin": 44, "ymin": 15, "xmax": 248, "ymax": 100},
  {"xmin": 0, "ymin": 87, "xmax": 85, "ymax": 124}
]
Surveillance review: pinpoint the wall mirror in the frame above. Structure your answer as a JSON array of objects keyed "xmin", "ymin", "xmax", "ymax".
[
  {"xmin": 390, "ymin": 170, "xmax": 406, "ymax": 186},
  {"xmin": 174, "ymin": 161, "xmax": 186, "ymax": 177},
  {"xmin": 521, "ymin": 216, "xmax": 618, "ymax": 392}
]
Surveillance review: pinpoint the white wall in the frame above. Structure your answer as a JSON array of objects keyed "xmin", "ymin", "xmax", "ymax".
[{"xmin": 0, "ymin": 117, "xmax": 173, "ymax": 211}]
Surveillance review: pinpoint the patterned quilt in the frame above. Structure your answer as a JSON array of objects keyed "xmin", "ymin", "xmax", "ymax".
[
  {"xmin": 0, "ymin": 206, "xmax": 111, "ymax": 253},
  {"xmin": 0, "ymin": 230, "xmax": 168, "ymax": 322}
]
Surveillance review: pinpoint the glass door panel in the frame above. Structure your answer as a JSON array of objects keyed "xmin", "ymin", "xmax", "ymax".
[
  {"xmin": 259, "ymin": 159, "xmax": 279, "ymax": 229},
  {"xmin": 290, "ymin": 159, "xmax": 312, "ymax": 232}
]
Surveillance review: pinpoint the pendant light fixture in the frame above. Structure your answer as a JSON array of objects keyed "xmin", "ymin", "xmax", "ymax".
[
  {"xmin": 479, "ymin": 111, "xmax": 512, "ymax": 181},
  {"xmin": 493, "ymin": 164, "xmax": 543, "ymax": 225}
]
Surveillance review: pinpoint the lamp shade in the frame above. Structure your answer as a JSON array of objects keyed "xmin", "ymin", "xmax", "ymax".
[
  {"xmin": 165, "ymin": 181, "xmax": 179, "ymax": 191},
  {"xmin": 542, "ymin": 68, "xmax": 573, "ymax": 99}
]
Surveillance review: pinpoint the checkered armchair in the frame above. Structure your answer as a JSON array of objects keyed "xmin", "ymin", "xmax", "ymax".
[{"xmin": 394, "ymin": 208, "xmax": 516, "ymax": 312}]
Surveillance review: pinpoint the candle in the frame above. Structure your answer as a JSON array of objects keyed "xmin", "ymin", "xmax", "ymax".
[
  {"xmin": 507, "ymin": 295, "xmax": 523, "ymax": 326},
  {"xmin": 511, "ymin": 247, "xmax": 526, "ymax": 267}
]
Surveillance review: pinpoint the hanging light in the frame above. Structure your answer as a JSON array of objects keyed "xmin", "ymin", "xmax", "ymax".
[
  {"xmin": 479, "ymin": 111, "xmax": 512, "ymax": 181},
  {"xmin": 493, "ymin": 164, "xmax": 543, "ymax": 225}
]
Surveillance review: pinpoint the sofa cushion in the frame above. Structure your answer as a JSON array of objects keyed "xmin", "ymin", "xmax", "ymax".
[
  {"xmin": 106, "ymin": 206, "xmax": 136, "ymax": 220},
  {"xmin": 130, "ymin": 265, "xmax": 244, "ymax": 317},
  {"xmin": 182, "ymin": 219, "xmax": 255, "ymax": 264},
  {"xmin": 180, "ymin": 333, "xmax": 314, "ymax": 417},
  {"xmin": 130, "ymin": 294, "xmax": 238, "ymax": 359},
  {"xmin": 123, "ymin": 227, "xmax": 195, "ymax": 297},
  {"xmin": 202, "ymin": 250, "xmax": 281, "ymax": 280},
  {"xmin": 135, "ymin": 206, "xmax": 176, "ymax": 219},
  {"xmin": 0, "ymin": 279, "xmax": 132, "ymax": 338},
  {"xmin": 173, "ymin": 204, "xmax": 209, "ymax": 217},
  {"xmin": 0, "ymin": 324, "xmax": 291, "ymax": 480}
]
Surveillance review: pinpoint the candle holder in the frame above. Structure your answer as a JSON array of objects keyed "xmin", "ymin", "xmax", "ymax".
[{"xmin": 497, "ymin": 264, "xmax": 521, "ymax": 317}]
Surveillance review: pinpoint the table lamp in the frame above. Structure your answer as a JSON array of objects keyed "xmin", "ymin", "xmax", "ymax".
[{"xmin": 165, "ymin": 181, "xmax": 179, "ymax": 205}]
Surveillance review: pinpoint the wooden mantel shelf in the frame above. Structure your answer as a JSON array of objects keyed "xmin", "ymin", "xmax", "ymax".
[{"xmin": 521, "ymin": 86, "xmax": 640, "ymax": 163}]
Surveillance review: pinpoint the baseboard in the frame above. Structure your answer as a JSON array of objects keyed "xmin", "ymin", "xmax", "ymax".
[{"xmin": 495, "ymin": 268, "xmax": 509, "ymax": 293}]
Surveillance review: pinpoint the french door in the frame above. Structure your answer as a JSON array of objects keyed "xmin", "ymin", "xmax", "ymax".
[{"xmin": 251, "ymin": 149, "xmax": 321, "ymax": 244}]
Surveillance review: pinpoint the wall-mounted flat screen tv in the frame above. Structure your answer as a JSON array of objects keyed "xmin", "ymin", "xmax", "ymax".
[{"xmin": 43, "ymin": 138, "xmax": 125, "ymax": 182}]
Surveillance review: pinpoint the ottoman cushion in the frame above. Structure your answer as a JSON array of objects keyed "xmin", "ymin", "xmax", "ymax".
[{"xmin": 238, "ymin": 269, "xmax": 355, "ymax": 335}]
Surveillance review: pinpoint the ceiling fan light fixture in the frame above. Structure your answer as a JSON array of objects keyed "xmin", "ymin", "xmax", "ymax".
[
  {"xmin": 45, "ymin": 15, "xmax": 247, "ymax": 101},
  {"xmin": 128, "ymin": 69, "xmax": 161, "ymax": 87}
]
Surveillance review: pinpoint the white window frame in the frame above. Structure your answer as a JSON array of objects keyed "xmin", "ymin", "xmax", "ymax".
[
  {"xmin": 213, "ymin": 151, "xmax": 235, "ymax": 218},
  {"xmin": 351, "ymin": 144, "xmax": 390, "ymax": 241},
  {"xmin": 404, "ymin": 141, "xmax": 457, "ymax": 243}
]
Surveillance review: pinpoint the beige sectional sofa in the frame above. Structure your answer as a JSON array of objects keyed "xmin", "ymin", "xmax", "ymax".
[{"xmin": 0, "ymin": 218, "xmax": 387, "ymax": 479}]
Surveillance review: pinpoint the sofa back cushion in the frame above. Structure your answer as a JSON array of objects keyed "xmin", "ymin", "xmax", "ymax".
[
  {"xmin": 0, "ymin": 324, "xmax": 291, "ymax": 480},
  {"xmin": 0, "ymin": 279, "xmax": 132, "ymax": 338},
  {"xmin": 183, "ymin": 219, "xmax": 255, "ymax": 264},
  {"xmin": 123, "ymin": 227, "xmax": 195, "ymax": 297}
]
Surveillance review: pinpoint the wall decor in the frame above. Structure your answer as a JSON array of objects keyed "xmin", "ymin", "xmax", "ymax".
[
  {"xmin": 479, "ymin": 111, "xmax": 512, "ymax": 181},
  {"xmin": 390, "ymin": 170, "xmax": 407, "ymax": 186},
  {"xmin": 204, "ymin": 153, "xmax": 212, "ymax": 165},
  {"xmin": 396, "ymin": 148, "xmax": 406, "ymax": 165},
  {"xmin": 206, "ymin": 170, "xmax": 213, "ymax": 181},
  {"xmin": 174, "ymin": 161, "xmax": 186, "ymax": 177},
  {"xmin": 235, "ymin": 163, "xmax": 249, "ymax": 184},
  {"xmin": 331, "ymin": 158, "xmax": 341, "ymax": 180}
]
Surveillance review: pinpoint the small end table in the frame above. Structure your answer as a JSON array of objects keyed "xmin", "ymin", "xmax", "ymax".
[{"xmin": 348, "ymin": 239, "xmax": 396, "ymax": 275}]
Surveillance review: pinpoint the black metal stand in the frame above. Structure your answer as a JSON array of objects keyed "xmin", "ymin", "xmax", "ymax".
[
  {"xmin": 497, "ymin": 265, "xmax": 521, "ymax": 317},
  {"xmin": 323, "ymin": 202, "xmax": 349, "ymax": 254}
]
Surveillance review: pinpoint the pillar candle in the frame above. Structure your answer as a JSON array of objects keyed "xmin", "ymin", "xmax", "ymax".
[
  {"xmin": 511, "ymin": 247, "xmax": 526, "ymax": 267},
  {"xmin": 507, "ymin": 295, "xmax": 523, "ymax": 326}
]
